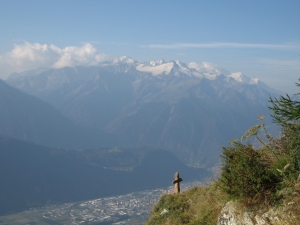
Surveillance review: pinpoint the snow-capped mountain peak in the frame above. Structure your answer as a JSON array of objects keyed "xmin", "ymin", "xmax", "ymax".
[
  {"xmin": 113, "ymin": 56, "xmax": 136, "ymax": 64},
  {"xmin": 148, "ymin": 59, "xmax": 165, "ymax": 66},
  {"xmin": 5, "ymin": 50, "xmax": 263, "ymax": 87},
  {"xmin": 228, "ymin": 72, "xmax": 251, "ymax": 83},
  {"xmin": 105, "ymin": 57, "xmax": 262, "ymax": 84},
  {"xmin": 135, "ymin": 59, "xmax": 193, "ymax": 77},
  {"xmin": 188, "ymin": 62, "xmax": 224, "ymax": 80},
  {"xmin": 136, "ymin": 61, "xmax": 174, "ymax": 76},
  {"xmin": 226, "ymin": 73, "xmax": 261, "ymax": 85},
  {"xmin": 250, "ymin": 77, "xmax": 259, "ymax": 84}
]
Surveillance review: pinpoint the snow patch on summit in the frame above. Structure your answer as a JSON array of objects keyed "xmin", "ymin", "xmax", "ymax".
[
  {"xmin": 148, "ymin": 59, "xmax": 165, "ymax": 66},
  {"xmin": 250, "ymin": 78, "xmax": 259, "ymax": 84},
  {"xmin": 112, "ymin": 56, "xmax": 136, "ymax": 64},
  {"xmin": 105, "ymin": 56, "xmax": 261, "ymax": 85},
  {"xmin": 188, "ymin": 62, "xmax": 223, "ymax": 80},
  {"xmin": 229, "ymin": 72, "xmax": 248, "ymax": 82},
  {"xmin": 227, "ymin": 73, "xmax": 259, "ymax": 85},
  {"xmin": 136, "ymin": 62, "xmax": 174, "ymax": 76},
  {"xmin": 136, "ymin": 60, "xmax": 193, "ymax": 77}
]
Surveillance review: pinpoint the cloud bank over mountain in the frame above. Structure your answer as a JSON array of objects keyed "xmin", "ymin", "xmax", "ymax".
[
  {"xmin": 1, "ymin": 41, "xmax": 299, "ymax": 94},
  {"xmin": 0, "ymin": 42, "xmax": 108, "ymax": 78},
  {"xmin": 0, "ymin": 42, "xmax": 240, "ymax": 81}
]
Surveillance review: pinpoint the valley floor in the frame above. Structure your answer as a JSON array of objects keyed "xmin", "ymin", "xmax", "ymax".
[{"xmin": 0, "ymin": 181, "xmax": 203, "ymax": 225}]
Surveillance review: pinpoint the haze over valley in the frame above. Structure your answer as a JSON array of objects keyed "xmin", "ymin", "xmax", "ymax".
[
  {"xmin": 0, "ymin": 56, "xmax": 279, "ymax": 216},
  {"xmin": 0, "ymin": 1, "xmax": 299, "ymax": 224},
  {"xmin": 5, "ymin": 57, "xmax": 279, "ymax": 165}
]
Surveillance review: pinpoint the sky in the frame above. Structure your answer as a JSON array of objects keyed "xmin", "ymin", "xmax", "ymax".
[{"xmin": 0, "ymin": 0, "xmax": 299, "ymax": 94}]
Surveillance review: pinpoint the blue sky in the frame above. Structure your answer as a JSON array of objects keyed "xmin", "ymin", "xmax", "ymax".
[{"xmin": 0, "ymin": 0, "xmax": 299, "ymax": 93}]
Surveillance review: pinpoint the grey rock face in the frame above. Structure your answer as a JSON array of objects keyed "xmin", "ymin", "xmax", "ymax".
[
  {"xmin": 217, "ymin": 201, "xmax": 254, "ymax": 225},
  {"xmin": 218, "ymin": 200, "xmax": 297, "ymax": 225}
]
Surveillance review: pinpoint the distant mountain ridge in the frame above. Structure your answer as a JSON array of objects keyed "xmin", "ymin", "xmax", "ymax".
[
  {"xmin": 97, "ymin": 56, "xmax": 260, "ymax": 83},
  {"xmin": 0, "ymin": 79, "xmax": 116, "ymax": 149},
  {"xmin": 5, "ymin": 57, "xmax": 278, "ymax": 167},
  {"xmin": 0, "ymin": 79, "xmax": 78, "ymax": 147}
]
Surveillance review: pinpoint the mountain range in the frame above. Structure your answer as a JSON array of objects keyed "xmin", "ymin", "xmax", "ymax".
[{"xmin": 4, "ymin": 57, "xmax": 278, "ymax": 167}]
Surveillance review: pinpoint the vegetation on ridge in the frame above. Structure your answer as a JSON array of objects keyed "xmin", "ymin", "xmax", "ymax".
[
  {"xmin": 146, "ymin": 79, "xmax": 300, "ymax": 224},
  {"xmin": 146, "ymin": 183, "xmax": 227, "ymax": 225}
]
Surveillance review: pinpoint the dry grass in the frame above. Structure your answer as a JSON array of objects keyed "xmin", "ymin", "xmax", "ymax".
[
  {"xmin": 146, "ymin": 183, "xmax": 227, "ymax": 225},
  {"xmin": 276, "ymin": 178, "xmax": 300, "ymax": 224},
  {"xmin": 146, "ymin": 179, "xmax": 300, "ymax": 225}
]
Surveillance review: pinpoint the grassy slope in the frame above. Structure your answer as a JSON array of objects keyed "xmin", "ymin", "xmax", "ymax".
[
  {"xmin": 146, "ymin": 183, "xmax": 227, "ymax": 225},
  {"xmin": 147, "ymin": 179, "xmax": 300, "ymax": 225}
]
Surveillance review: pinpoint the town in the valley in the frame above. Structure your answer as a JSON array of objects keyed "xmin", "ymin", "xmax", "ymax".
[{"xmin": 0, "ymin": 181, "xmax": 203, "ymax": 225}]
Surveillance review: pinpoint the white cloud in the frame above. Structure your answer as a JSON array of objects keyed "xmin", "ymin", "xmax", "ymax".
[
  {"xmin": 0, "ymin": 42, "xmax": 108, "ymax": 79},
  {"xmin": 143, "ymin": 42, "xmax": 300, "ymax": 50},
  {"xmin": 188, "ymin": 61, "xmax": 230, "ymax": 76}
]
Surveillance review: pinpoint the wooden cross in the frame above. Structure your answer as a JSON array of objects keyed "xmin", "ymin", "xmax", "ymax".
[{"xmin": 172, "ymin": 172, "xmax": 183, "ymax": 194}]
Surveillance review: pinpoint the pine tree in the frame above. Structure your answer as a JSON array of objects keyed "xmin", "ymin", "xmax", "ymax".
[
  {"xmin": 268, "ymin": 79, "xmax": 300, "ymax": 125},
  {"xmin": 269, "ymin": 79, "xmax": 300, "ymax": 172}
]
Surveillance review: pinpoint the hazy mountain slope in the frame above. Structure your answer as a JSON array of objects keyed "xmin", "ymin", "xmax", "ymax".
[
  {"xmin": 0, "ymin": 79, "xmax": 115, "ymax": 148},
  {"xmin": 5, "ymin": 58, "xmax": 277, "ymax": 167},
  {"xmin": 7, "ymin": 67, "xmax": 135, "ymax": 128},
  {"xmin": 0, "ymin": 136, "xmax": 209, "ymax": 215},
  {"xmin": 106, "ymin": 77, "xmax": 269, "ymax": 166}
]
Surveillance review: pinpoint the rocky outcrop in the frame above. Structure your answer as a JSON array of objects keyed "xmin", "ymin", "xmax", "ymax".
[
  {"xmin": 217, "ymin": 201, "xmax": 254, "ymax": 225},
  {"xmin": 217, "ymin": 200, "xmax": 298, "ymax": 225}
]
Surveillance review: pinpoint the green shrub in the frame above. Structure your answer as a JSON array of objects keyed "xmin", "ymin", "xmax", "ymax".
[
  {"xmin": 220, "ymin": 141, "xmax": 282, "ymax": 204},
  {"xmin": 281, "ymin": 123, "xmax": 300, "ymax": 172}
]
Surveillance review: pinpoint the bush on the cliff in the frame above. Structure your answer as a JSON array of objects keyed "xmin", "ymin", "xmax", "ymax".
[
  {"xmin": 219, "ymin": 120, "xmax": 300, "ymax": 205},
  {"xmin": 281, "ymin": 123, "xmax": 300, "ymax": 173},
  {"xmin": 220, "ymin": 140, "xmax": 281, "ymax": 204},
  {"xmin": 269, "ymin": 79, "xmax": 300, "ymax": 174},
  {"xmin": 220, "ymin": 79, "xmax": 300, "ymax": 205}
]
